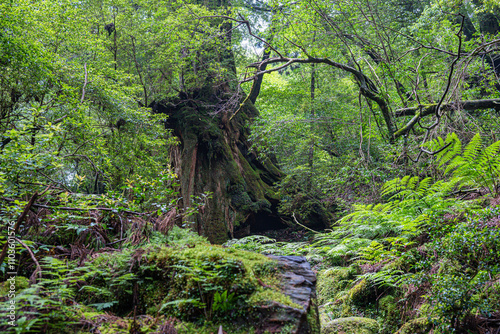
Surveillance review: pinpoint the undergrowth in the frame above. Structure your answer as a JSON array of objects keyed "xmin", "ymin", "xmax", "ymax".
[
  {"xmin": 226, "ymin": 133, "xmax": 500, "ymax": 333},
  {"xmin": 1, "ymin": 132, "xmax": 499, "ymax": 333}
]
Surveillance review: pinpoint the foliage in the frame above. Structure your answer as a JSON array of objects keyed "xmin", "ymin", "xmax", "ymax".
[
  {"xmin": 426, "ymin": 132, "xmax": 500, "ymax": 195},
  {"xmin": 2, "ymin": 0, "xmax": 500, "ymax": 332}
]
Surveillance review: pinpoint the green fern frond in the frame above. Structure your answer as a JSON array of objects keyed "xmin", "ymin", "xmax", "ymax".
[
  {"xmin": 382, "ymin": 176, "xmax": 422, "ymax": 199},
  {"xmin": 482, "ymin": 140, "xmax": 500, "ymax": 160},
  {"xmin": 463, "ymin": 133, "xmax": 482, "ymax": 163},
  {"xmin": 407, "ymin": 176, "xmax": 419, "ymax": 190},
  {"xmin": 444, "ymin": 156, "xmax": 465, "ymax": 175},
  {"xmin": 401, "ymin": 175, "xmax": 411, "ymax": 186},
  {"xmin": 416, "ymin": 177, "xmax": 432, "ymax": 196},
  {"xmin": 436, "ymin": 132, "xmax": 461, "ymax": 167},
  {"xmin": 381, "ymin": 177, "xmax": 402, "ymax": 197}
]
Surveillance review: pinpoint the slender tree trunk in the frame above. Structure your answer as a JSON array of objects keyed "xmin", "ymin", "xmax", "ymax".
[{"xmin": 307, "ymin": 65, "xmax": 316, "ymax": 192}]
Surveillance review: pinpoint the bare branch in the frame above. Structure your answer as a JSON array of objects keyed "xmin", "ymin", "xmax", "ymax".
[
  {"xmin": 396, "ymin": 99, "xmax": 500, "ymax": 117},
  {"xmin": 0, "ymin": 197, "xmax": 148, "ymax": 216},
  {"xmin": 15, "ymin": 237, "xmax": 42, "ymax": 284}
]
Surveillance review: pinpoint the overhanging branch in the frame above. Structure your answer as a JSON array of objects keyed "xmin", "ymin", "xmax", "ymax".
[
  {"xmin": 243, "ymin": 56, "xmax": 396, "ymax": 140},
  {"xmin": 394, "ymin": 98, "xmax": 500, "ymax": 138},
  {"xmin": 396, "ymin": 99, "xmax": 500, "ymax": 117}
]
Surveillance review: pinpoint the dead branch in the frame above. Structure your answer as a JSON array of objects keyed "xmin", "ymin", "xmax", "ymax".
[{"xmin": 14, "ymin": 237, "xmax": 42, "ymax": 283}]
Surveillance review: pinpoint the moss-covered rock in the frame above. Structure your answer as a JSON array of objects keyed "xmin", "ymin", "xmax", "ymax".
[
  {"xmin": 317, "ymin": 266, "xmax": 379, "ymax": 322},
  {"xmin": 395, "ymin": 317, "xmax": 433, "ymax": 334},
  {"xmin": 73, "ymin": 236, "xmax": 320, "ymax": 333},
  {"xmin": 379, "ymin": 295, "xmax": 396, "ymax": 313},
  {"xmin": 317, "ymin": 266, "xmax": 356, "ymax": 304},
  {"xmin": 348, "ymin": 279, "xmax": 371, "ymax": 305},
  {"xmin": 322, "ymin": 317, "xmax": 379, "ymax": 334}
]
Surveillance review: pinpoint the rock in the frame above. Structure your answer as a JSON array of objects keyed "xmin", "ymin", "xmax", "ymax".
[
  {"xmin": 256, "ymin": 255, "xmax": 320, "ymax": 334},
  {"xmin": 322, "ymin": 317, "xmax": 379, "ymax": 334}
]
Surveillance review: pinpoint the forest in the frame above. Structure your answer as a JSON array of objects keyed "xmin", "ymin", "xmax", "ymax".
[{"xmin": 1, "ymin": 0, "xmax": 500, "ymax": 333}]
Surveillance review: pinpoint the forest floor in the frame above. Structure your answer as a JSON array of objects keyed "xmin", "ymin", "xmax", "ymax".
[{"xmin": 1, "ymin": 191, "xmax": 500, "ymax": 334}]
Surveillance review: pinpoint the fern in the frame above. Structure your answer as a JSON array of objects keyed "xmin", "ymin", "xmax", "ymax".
[
  {"xmin": 382, "ymin": 176, "xmax": 434, "ymax": 200},
  {"xmin": 361, "ymin": 269, "xmax": 408, "ymax": 288},
  {"xmin": 463, "ymin": 133, "xmax": 482, "ymax": 163},
  {"xmin": 353, "ymin": 241, "xmax": 387, "ymax": 264},
  {"xmin": 433, "ymin": 133, "xmax": 500, "ymax": 195},
  {"xmin": 424, "ymin": 132, "xmax": 461, "ymax": 167}
]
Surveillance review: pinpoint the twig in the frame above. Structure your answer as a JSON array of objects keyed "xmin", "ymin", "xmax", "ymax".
[
  {"xmin": 407, "ymin": 14, "xmax": 465, "ymax": 163},
  {"xmin": 14, "ymin": 237, "xmax": 42, "ymax": 284},
  {"xmin": 106, "ymin": 238, "xmax": 126, "ymax": 246},
  {"xmin": 292, "ymin": 213, "xmax": 319, "ymax": 234},
  {"xmin": 36, "ymin": 170, "xmax": 73, "ymax": 193},
  {"xmin": 433, "ymin": 14, "xmax": 465, "ymax": 118},
  {"xmin": 420, "ymin": 141, "xmax": 453, "ymax": 155}
]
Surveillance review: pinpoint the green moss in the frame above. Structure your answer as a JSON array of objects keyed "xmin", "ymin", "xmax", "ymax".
[
  {"xmin": 378, "ymin": 294, "xmax": 402, "ymax": 333},
  {"xmin": 73, "ymin": 228, "xmax": 324, "ymax": 332},
  {"xmin": 80, "ymin": 236, "xmax": 281, "ymax": 321},
  {"xmin": 322, "ymin": 317, "xmax": 379, "ymax": 334},
  {"xmin": 395, "ymin": 317, "xmax": 433, "ymax": 334},
  {"xmin": 230, "ymin": 183, "xmax": 253, "ymax": 211},
  {"xmin": 317, "ymin": 266, "xmax": 356, "ymax": 304},
  {"xmin": 249, "ymin": 287, "xmax": 302, "ymax": 309},
  {"xmin": 379, "ymin": 295, "xmax": 396, "ymax": 313},
  {"xmin": 348, "ymin": 279, "xmax": 370, "ymax": 305},
  {"xmin": 172, "ymin": 242, "xmax": 273, "ymax": 270},
  {"xmin": 176, "ymin": 322, "xmax": 257, "ymax": 334},
  {"xmin": 166, "ymin": 225, "xmax": 209, "ymax": 246},
  {"xmin": 0, "ymin": 276, "xmax": 29, "ymax": 295},
  {"xmin": 203, "ymin": 215, "xmax": 230, "ymax": 244},
  {"xmin": 307, "ymin": 297, "xmax": 321, "ymax": 334}
]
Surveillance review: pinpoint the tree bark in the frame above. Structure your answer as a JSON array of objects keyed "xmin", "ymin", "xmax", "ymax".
[{"xmin": 153, "ymin": 92, "xmax": 283, "ymax": 243}]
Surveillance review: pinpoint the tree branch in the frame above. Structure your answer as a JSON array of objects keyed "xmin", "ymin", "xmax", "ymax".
[
  {"xmin": 396, "ymin": 99, "xmax": 500, "ymax": 117},
  {"xmin": 0, "ymin": 197, "xmax": 147, "ymax": 216},
  {"xmin": 14, "ymin": 237, "xmax": 42, "ymax": 284},
  {"xmin": 243, "ymin": 55, "xmax": 396, "ymax": 140}
]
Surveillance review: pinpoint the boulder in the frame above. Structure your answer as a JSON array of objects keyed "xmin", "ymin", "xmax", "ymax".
[{"xmin": 257, "ymin": 255, "xmax": 320, "ymax": 334}]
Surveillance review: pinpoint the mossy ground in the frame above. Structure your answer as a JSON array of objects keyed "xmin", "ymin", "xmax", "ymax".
[{"xmin": 0, "ymin": 227, "xmax": 302, "ymax": 333}]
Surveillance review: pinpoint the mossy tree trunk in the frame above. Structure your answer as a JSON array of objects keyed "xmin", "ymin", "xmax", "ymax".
[{"xmin": 153, "ymin": 89, "xmax": 284, "ymax": 243}]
